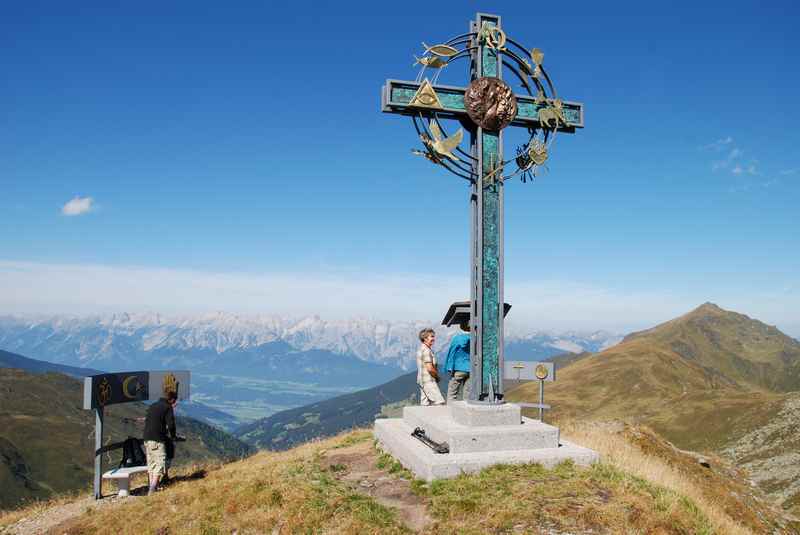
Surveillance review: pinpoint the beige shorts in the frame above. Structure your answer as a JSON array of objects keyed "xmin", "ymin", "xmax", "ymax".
[
  {"xmin": 419, "ymin": 380, "xmax": 445, "ymax": 406},
  {"xmin": 145, "ymin": 440, "xmax": 166, "ymax": 479}
]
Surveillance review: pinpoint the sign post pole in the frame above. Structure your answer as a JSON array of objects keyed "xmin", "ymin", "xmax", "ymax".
[
  {"xmin": 94, "ymin": 406, "xmax": 103, "ymax": 499},
  {"xmin": 538, "ymin": 380, "xmax": 545, "ymax": 421}
]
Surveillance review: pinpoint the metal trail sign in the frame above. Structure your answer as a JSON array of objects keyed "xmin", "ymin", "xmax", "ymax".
[{"xmin": 83, "ymin": 370, "xmax": 190, "ymax": 499}]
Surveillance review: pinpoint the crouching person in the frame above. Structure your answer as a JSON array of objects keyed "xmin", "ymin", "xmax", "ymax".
[
  {"xmin": 416, "ymin": 328, "xmax": 445, "ymax": 406},
  {"xmin": 143, "ymin": 388, "xmax": 178, "ymax": 495}
]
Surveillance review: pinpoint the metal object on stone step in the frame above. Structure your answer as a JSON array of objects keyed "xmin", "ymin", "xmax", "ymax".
[{"xmin": 411, "ymin": 427, "xmax": 450, "ymax": 454}]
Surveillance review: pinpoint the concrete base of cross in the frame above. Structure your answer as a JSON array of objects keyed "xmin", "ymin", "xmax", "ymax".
[{"xmin": 373, "ymin": 401, "xmax": 598, "ymax": 481}]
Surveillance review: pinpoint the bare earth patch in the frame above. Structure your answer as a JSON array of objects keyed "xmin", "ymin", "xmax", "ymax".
[{"xmin": 321, "ymin": 440, "xmax": 431, "ymax": 532}]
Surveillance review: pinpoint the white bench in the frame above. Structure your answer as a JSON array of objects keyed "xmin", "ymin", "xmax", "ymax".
[{"xmin": 102, "ymin": 466, "xmax": 149, "ymax": 497}]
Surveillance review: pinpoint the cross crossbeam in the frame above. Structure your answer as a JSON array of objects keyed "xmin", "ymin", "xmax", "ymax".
[{"xmin": 381, "ymin": 79, "xmax": 584, "ymax": 131}]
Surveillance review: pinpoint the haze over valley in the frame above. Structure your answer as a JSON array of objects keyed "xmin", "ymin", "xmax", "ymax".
[{"xmin": 0, "ymin": 313, "xmax": 620, "ymax": 424}]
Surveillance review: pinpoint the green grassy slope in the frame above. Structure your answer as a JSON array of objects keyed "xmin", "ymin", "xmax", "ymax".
[
  {"xmin": 0, "ymin": 349, "xmax": 102, "ymax": 377},
  {"xmin": 624, "ymin": 302, "xmax": 800, "ymax": 392},
  {"xmin": 0, "ymin": 368, "xmax": 254, "ymax": 511},
  {"xmin": 236, "ymin": 371, "xmax": 418, "ymax": 450},
  {"xmin": 508, "ymin": 303, "xmax": 794, "ymax": 450}
]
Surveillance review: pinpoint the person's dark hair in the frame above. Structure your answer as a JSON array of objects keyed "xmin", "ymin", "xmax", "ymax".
[
  {"xmin": 164, "ymin": 390, "xmax": 178, "ymax": 402},
  {"xmin": 459, "ymin": 321, "xmax": 470, "ymax": 332}
]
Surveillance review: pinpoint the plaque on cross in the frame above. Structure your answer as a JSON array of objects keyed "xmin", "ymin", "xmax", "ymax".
[{"xmin": 381, "ymin": 13, "xmax": 584, "ymax": 403}]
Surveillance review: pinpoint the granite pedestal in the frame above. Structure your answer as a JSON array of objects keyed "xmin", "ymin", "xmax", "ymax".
[{"xmin": 373, "ymin": 401, "xmax": 599, "ymax": 481}]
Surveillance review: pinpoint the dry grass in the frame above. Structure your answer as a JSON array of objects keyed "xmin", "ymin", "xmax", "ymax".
[
  {"xmin": 419, "ymin": 458, "xmax": 714, "ymax": 534},
  {"xmin": 562, "ymin": 421, "xmax": 795, "ymax": 535},
  {"xmin": 7, "ymin": 427, "xmax": 797, "ymax": 535},
  {"xmin": 51, "ymin": 430, "xmax": 409, "ymax": 535}
]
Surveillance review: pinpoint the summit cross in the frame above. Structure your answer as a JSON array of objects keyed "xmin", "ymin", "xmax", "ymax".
[{"xmin": 381, "ymin": 13, "xmax": 584, "ymax": 402}]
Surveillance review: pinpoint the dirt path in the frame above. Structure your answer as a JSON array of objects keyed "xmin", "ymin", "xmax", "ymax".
[
  {"xmin": 321, "ymin": 441, "xmax": 432, "ymax": 533},
  {"xmin": 1, "ymin": 494, "xmax": 130, "ymax": 535}
]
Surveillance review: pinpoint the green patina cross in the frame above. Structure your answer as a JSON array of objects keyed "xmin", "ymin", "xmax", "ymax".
[{"xmin": 381, "ymin": 13, "xmax": 583, "ymax": 402}]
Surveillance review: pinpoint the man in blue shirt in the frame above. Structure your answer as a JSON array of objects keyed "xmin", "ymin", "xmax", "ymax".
[{"xmin": 444, "ymin": 322, "xmax": 471, "ymax": 401}]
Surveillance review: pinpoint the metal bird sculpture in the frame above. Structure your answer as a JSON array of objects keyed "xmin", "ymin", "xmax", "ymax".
[{"xmin": 421, "ymin": 120, "xmax": 463, "ymax": 162}]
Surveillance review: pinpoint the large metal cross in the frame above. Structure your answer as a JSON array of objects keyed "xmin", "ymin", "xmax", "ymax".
[{"xmin": 381, "ymin": 13, "xmax": 583, "ymax": 402}]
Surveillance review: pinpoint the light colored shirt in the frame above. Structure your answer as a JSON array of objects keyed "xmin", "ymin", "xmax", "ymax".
[{"xmin": 416, "ymin": 344, "xmax": 437, "ymax": 385}]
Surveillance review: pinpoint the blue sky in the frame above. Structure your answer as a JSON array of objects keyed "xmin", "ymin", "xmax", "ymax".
[{"xmin": 1, "ymin": 1, "xmax": 798, "ymax": 334}]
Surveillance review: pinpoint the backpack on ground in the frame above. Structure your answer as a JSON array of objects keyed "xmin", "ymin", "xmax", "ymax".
[{"xmin": 119, "ymin": 437, "xmax": 147, "ymax": 468}]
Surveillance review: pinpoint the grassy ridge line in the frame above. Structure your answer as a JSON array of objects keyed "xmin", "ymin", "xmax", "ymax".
[
  {"xmin": 563, "ymin": 422, "xmax": 798, "ymax": 534},
  {"xmin": 23, "ymin": 428, "xmax": 792, "ymax": 535}
]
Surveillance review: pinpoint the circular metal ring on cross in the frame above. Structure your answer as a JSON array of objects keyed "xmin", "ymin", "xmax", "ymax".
[{"xmin": 403, "ymin": 21, "xmax": 569, "ymax": 183}]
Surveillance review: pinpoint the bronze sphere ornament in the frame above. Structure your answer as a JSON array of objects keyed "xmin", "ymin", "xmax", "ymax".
[{"xmin": 464, "ymin": 77, "xmax": 518, "ymax": 131}]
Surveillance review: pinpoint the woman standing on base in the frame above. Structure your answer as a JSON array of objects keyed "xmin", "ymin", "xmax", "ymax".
[{"xmin": 416, "ymin": 328, "xmax": 445, "ymax": 406}]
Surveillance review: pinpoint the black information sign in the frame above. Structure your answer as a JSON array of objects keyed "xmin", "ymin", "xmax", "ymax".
[{"xmin": 83, "ymin": 370, "xmax": 190, "ymax": 410}]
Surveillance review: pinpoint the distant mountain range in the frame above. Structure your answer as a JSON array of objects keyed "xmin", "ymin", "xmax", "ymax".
[
  {"xmin": 0, "ymin": 313, "xmax": 621, "ymax": 372},
  {"xmin": 0, "ymin": 313, "xmax": 619, "ymax": 423}
]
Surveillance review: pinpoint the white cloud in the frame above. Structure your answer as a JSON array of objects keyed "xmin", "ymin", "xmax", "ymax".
[
  {"xmin": 732, "ymin": 163, "xmax": 758, "ymax": 176},
  {"xmin": 712, "ymin": 147, "xmax": 742, "ymax": 171},
  {"xmin": 61, "ymin": 196, "xmax": 94, "ymax": 216},
  {"xmin": 780, "ymin": 168, "xmax": 799, "ymax": 176},
  {"xmin": 701, "ymin": 137, "xmax": 733, "ymax": 151},
  {"xmin": 0, "ymin": 260, "xmax": 796, "ymax": 335}
]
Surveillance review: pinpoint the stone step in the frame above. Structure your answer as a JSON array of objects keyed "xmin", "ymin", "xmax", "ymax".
[
  {"xmin": 374, "ymin": 417, "xmax": 599, "ymax": 482},
  {"xmin": 402, "ymin": 405, "xmax": 559, "ymax": 453}
]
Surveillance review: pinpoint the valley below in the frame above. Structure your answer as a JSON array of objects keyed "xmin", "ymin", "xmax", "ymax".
[{"xmin": 190, "ymin": 373, "xmax": 362, "ymax": 423}]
